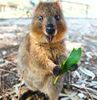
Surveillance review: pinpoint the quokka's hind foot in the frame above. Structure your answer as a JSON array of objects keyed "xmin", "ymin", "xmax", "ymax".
[{"xmin": 19, "ymin": 90, "xmax": 49, "ymax": 100}]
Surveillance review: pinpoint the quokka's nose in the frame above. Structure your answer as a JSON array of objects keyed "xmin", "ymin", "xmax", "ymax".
[{"xmin": 46, "ymin": 24, "xmax": 55, "ymax": 35}]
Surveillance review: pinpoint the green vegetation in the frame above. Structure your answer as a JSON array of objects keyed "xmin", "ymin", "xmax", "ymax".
[{"xmin": 53, "ymin": 48, "xmax": 82, "ymax": 85}]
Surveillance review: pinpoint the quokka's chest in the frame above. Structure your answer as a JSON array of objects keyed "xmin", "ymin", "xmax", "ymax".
[{"xmin": 44, "ymin": 45, "xmax": 66, "ymax": 64}]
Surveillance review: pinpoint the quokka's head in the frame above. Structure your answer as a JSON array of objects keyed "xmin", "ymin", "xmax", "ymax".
[{"xmin": 31, "ymin": 2, "xmax": 67, "ymax": 43}]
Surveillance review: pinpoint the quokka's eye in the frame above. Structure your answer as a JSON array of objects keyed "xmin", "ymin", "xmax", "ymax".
[
  {"xmin": 54, "ymin": 15, "xmax": 60, "ymax": 21},
  {"xmin": 38, "ymin": 16, "xmax": 43, "ymax": 21}
]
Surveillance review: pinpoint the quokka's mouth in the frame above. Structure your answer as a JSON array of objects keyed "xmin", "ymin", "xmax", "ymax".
[
  {"xmin": 46, "ymin": 35, "xmax": 54, "ymax": 42},
  {"xmin": 44, "ymin": 29, "xmax": 57, "ymax": 42}
]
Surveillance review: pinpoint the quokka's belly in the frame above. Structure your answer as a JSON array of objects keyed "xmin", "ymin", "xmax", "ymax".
[{"xmin": 22, "ymin": 67, "xmax": 52, "ymax": 90}]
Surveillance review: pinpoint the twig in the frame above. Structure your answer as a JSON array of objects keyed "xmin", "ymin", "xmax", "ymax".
[
  {"xmin": 0, "ymin": 68, "xmax": 19, "ymax": 77},
  {"xmin": 84, "ymin": 87, "xmax": 93, "ymax": 100}
]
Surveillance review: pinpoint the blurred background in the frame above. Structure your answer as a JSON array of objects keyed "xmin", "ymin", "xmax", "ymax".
[
  {"xmin": 0, "ymin": 0, "xmax": 97, "ymax": 99},
  {"xmin": 0, "ymin": 0, "xmax": 97, "ymax": 18}
]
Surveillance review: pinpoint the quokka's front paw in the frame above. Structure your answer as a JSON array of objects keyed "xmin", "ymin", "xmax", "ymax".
[{"xmin": 53, "ymin": 66, "xmax": 62, "ymax": 76}]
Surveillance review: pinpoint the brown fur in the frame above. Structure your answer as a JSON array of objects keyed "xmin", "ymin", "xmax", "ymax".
[{"xmin": 18, "ymin": 2, "xmax": 67, "ymax": 100}]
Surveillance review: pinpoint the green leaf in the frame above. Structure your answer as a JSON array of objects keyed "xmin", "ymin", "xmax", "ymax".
[
  {"xmin": 61, "ymin": 48, "xmax": 82, "ymax": 73},
  {"xmin": 53, "ymin": 48, "xmax": 82, "ymax": 85}
]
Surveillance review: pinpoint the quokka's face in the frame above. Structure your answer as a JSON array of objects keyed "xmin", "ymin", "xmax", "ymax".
[{"xmin": 31, "ymin": 2, "xmax": 67, "ymax": 43}]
